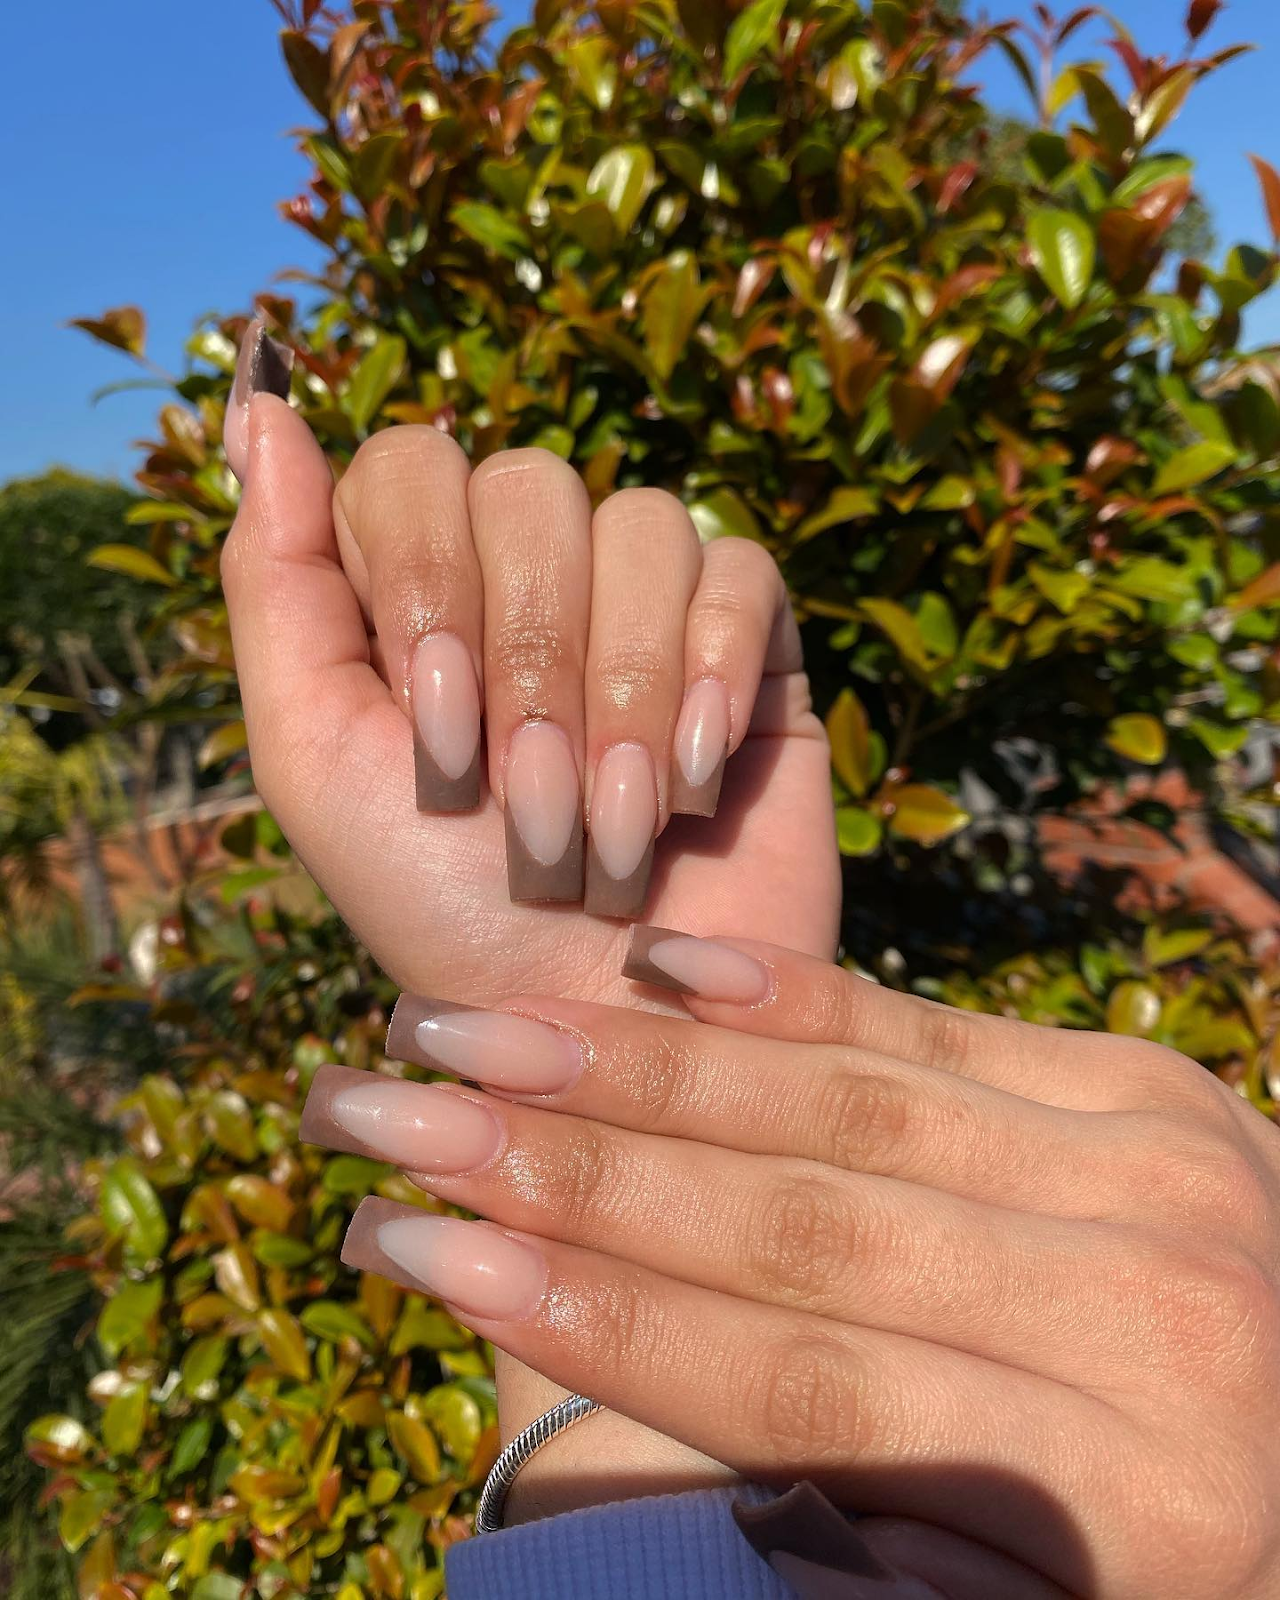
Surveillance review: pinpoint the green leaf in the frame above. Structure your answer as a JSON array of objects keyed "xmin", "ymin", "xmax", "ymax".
[
  {"xmin": 191, "ymin": 1577, "xmax": 244, "ymax": 1600},
  {"xmin": 642, "ymin": 251, "xmax": 706, "ymax": 382},
  {"xmin": 301, "ymin": 1301, "xmax": 377, "ymax": 1349},
  {"xmin": 1027, "ymin": 208, "xmax": 1096, "ymax": 310},
  {"xmin": 836, "ymin": 806, "xmax": 883, "ymax": 855},
  {"xmin": 1029, "ymin": 562, "xmax": 1091, "ymax": 614},
  {"xmin": 102, "ymin": 1382, "xmax": 149, "ymax": 1456},
  {"xmin": 1143, "ymin": 925, "xmax": 1213, "ymax": 967},
  {"xmin": 258, "ymin": 1308, "xmax": 312, "ymax": 1382},
  {"xmin": 387, "ymin": 1410, "xmax": 442, "ymax": 1482},
  {"xmin": 344, "ymin": 334, "xmax": 407, "ymax": 435},
  {"xmin": 24, "ymin": 1413, "xmax": 95, "ymax": 1467},
  {"xmin": 100, "ymin": 1157, "xmax": 169, "ymax": 1266},
  {"xmin": 419, "ymin": 1384, "xmax": 482, "ymax": 1462},
  {"xmin": 859, "ymin": 598, "xmax": 933, "ymax": 673},
  {"xmin": 1151, "ymin": 440, "xmax": 1235, "ymax": 495},
  {"xmin": 87, "ymin": 543, "xmax": 177, "ymax": 587},
  {"xmin": 97, "ymin": 1278, "xmax": 163, "ymax": 1359},
  {"xmin": 449, "ymin": 201, "xmax": 531, "ymax": 261},
  {"xmin": 390, "ymin": 1299, "xmax": 474, "ymax": 1355},
  {"xmin": 59, "ymin": 1489, "xmax": 115, "ymax": 1553},
  {"xmin": 322, "ymin": 1153, "xmax": 391, "ymax": 1195},
  {"xmin": 794, "ymin": 486, "xmax": 880, "ymax": 541},
  {"xmin": 170, "ymin": 1414, "xmax": 215, "ymax": 1477},
  {"xmin": 1189, "ymin": 716, "xmax": 1250, "ymax": 757},
  {"xmin": 586, "ymin": 146, "xmax": 656, "ymax": 235},
  {"xmin": 688, "ymin": 487, "xmax": 764, "ymax": 543},
  {"xmin": 1106, "ymin": 980, "xmax": 1161, "ymax": 1036},
  {"xmin": 825, "ymin": 688, "xmax": 874, "ymax": 797},
  {"xmin": 724, "ymin": 0, "xmax": 787, "ymax": 80},
  {"xmin": 1105, "ymin": 713, "xmax": 1166, "ymax": 764},
  {"xmin": 181, "ymin": 1335, "xmax": 229, "ymax": 1400},
  {"xmin": 566, "ymin": 34, "xmax": 617, "ymax": 109}
]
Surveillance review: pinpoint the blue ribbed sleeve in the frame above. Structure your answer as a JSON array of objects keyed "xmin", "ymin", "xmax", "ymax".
[{"xmin": 444, "ymin": 1488, "xmax": 794, "ymax": 1598}]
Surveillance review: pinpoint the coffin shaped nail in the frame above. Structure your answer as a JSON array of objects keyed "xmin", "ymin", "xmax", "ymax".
[
  {"xmin": 227, "ymin": 317, "xmax": 295, "ymax": 481},
  {"xmin": 504, "ymin": 720, "xmax": 583, "ymax": 903},
  {"xmin": 623, "ymin": 925, "xmax": 770, "ymax": 1005},
  {"xmin": 670, "ymin": 679, "xmax": 730, "ymax": 817},
  {"xmin": 386, "ymin": 995, "xmax": 583, "ymax": 1094},
  {"xmin": 585, "ymin": 743, "xmax": 656, "ymax": 919},
  {"xmin": 300, "ymin": 1064, "xmax": 502, "ymax": 1172},
  {"xmin": 411, "ymin": 634, "xmax": 482, "ymax": 812},
  {"xmin": 343, "ymin": 1198, "xmax": 547, "ymax": 1321}
]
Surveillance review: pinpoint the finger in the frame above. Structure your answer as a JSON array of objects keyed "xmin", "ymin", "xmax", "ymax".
[
  {"xmin": 583, "ymin": 490, "xmax": 702, "ymax": 918},
  {"xmin": 378, "ymin": 993, "xmax": 1110, "ymax": 1213},
  {"xmin": 221, "ymin": 354, "xmax": 397, "ymax": 832},
  {"xmin": 225, "ymin": 316, "xmax": 293, "ymax": 483},
  {"xmin": 622, "ymin": 928, "xmax": 1135, "ymax": 1112},
  {"xmin": 342, "ymin": 1198, "xmax": 1112, "ymax": 1594},
  {"xmin": 670, "ymin": 537, "xmax": 792, "ymax": 817},
  {"xmin": 333, "ymin": 427, "xmax": 484, "ymax": 812},
  {"xmin": 851, "ymin": 1518, "xmax": 1073, "ymax": 1600},
  {"xmin": 468, "ymin": 450, "xmax": 594, "ymax": 903}
]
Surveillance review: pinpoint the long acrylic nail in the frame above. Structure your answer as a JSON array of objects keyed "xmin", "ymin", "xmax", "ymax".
[
  {"xmin": 386, "ymin": 995, "xmax": 583, "ymax": 1094},
  {"xmin": 624, "ymin": 925, "xmax": 770, "ymax": 1004},
  {"xmin": 411, "ymin": 634, "xmax": 481, "ymax": 812},
  {"xmin": 226, "ymin": 316, "xmax": 294, "ymax": 483},
  {"xmin": 670, "ymin": 679, "xmax": 730, "ymax": 816},
  {"xmin": 300, "ymin": 1064, "xmax": 502, "ymax": 1173},
  {"xmin": 343, "ymin": 1199, "xmax": 547, "ymax": 1321},
  {"xmin": 504, "ymin": 720, "xmax": 583, "ymax": 903},
  {"xmin": 585, "ymin": 743, "xmax": 656, "ymax": 919}
]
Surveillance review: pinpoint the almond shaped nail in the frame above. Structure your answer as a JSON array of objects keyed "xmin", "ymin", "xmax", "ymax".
[
  {"xmin": 385, "ymin": 995, "xmax": 583, "ymax": 1094},
  {"xmin": 670, "ymin": 679, "xmax": 730, "ymax": 817},
  {"xmin": 411, "ymin": 634, "xmax": 482, "ymax": 812},
  {"xmin": 504, "ymin": 720, "xmax": 583, "ymax": 903}
]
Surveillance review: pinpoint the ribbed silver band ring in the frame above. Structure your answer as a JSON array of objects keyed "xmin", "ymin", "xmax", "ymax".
[{"xmin": 475, "ymin": 1393, "xmax": 603, "ymax": 1534}]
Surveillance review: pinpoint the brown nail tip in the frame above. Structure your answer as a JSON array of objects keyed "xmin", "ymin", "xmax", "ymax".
[
  {"xmin": 341, "ymin": 1196, "xmax": 426, "ymax": 1280},
  {"xmin": 413, "ymin": 728, "xmax": 482, "ymax": 813},
  {"xmin": 504, "ymin": 804, "xmax": 584, "ymax": 904},
  {"xmin": 621, "ymin": 922, "xmax": 693, "ymax": 993},
  {"xmin": 385, "ymin": 995, "xmax": 476, "ymax": 1068},
  {"xmin": 583, "ymin": 837, "xmax": 655, "ymax": 920},
  {"xmin": 237, "ymin": 317, "xmax": 294, "ymax": 405},
  {"xmin": 298, "ymin": 1062, "xmax": 376, "ymax": 1151},
  {"xmin": 732, "ymin": 1483, "xmax": 888, "ymax": 1580},
  {"xmin": 669, "ymin": 750, "xmax": 727, "ymax": 818}
]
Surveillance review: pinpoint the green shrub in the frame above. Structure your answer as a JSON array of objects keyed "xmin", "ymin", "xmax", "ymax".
[{"xmin": 21, "ymin": 0, "xmax": 1280, "ymax": 1594}]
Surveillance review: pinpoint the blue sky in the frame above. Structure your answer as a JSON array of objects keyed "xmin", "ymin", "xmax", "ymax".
[{"xmin": 6, "ymin": 0, "xmax": 1278, "ymax": 484}]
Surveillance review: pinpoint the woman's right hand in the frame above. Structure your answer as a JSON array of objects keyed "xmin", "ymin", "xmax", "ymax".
[{"xmin": 221, "ymin": 320, "xmax": 839, "ymax": 1009}]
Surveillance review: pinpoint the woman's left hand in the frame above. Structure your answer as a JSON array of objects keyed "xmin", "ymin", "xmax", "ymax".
[{"xmin": 306, "ymin": 930, "xmax": 1280, "ymax": 1599}]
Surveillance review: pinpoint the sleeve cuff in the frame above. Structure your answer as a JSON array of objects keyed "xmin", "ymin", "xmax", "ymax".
[{"xmin": 444, "ymin": 1486, "xmax": 796, "ymax": 1600}]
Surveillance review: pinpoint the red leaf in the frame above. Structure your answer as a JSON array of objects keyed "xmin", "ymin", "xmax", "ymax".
[
  {"xmin": 1249, "ymin": 154, "xmax": 1280, "ymax": 245},
  {"xmin": 933, "ymin": 262, "xmax": 1002, "ymax": 316},
  {"xmin": 1085, "ymin": 436, "xmax": 1140, "ymax": 487},
  {"xmin": 1177, "ymin": 259, "xmax": 1205, "ymax": 304},
  {"xmin": 1107, "ymin": 36, "xmax": 1148, "ymax": 95},
  {"xmin": 1132, "ymin": 175, "xmax": 1192, "ymax": 241},
  {"xmin": 733, "ymin": 257, "xmax": 776, "ymax": 318},
  {"xmin": 1057, "ymin": 6, "xmax": 1101, "ymax": 45},
  {"xmin": 67, "ymin": 305, "xmax": 147, "ymax": 358},
  {"xmin": 938, "ymin": 161, "xmax": 978, "ymax": 214},
  {"xmin": 1186, "ymin": 0, "xmax": 1223, "ymax": 41}
]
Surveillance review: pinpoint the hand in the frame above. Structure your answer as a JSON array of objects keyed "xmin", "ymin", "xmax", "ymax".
[
  {"xmin": 313, "ymin": 931, "xmax": 1280, "ymax": 1598},
  {"xmin": 222, "ymin": 322, "xmax": 840, "ymax": 1498}
]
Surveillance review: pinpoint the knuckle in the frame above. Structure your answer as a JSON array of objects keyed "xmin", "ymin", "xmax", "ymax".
[
  {"xmin": 561, "ymin": 1272, "xmax": 656, "ymax": 1382},
  {"xmin": 1117, "ymin": 1038, "xmax": 1215, "ymax": 1104},
  {"xmin": 1128, "ymin": 1241, "xmax": 1278, "ymax": 1376},
  {"xmin": 590, "ymin": 643, "xmax": 669, "ymax": 710},
  {"xmin": 756, "ymin": 1334, "xmax": 864, "ymax": 1469},
  {"xmin": 819, "ymin": 1068, "xmax": 913, "ymax": 1173},
  {"xmin": 795, "ymin": 969, "xmax": 865, "ymax": 1043},
  {"xmin": 488, "ymin": 617, "xmax": 573, "ymax": 695},
  {"xmin": 594, "ymin": 487, "xmax": 693, "ymax": 543},
  {"xmin": 605, "ymin": 1032, "xmax": 688, "ymax": 1134},
  {"xmin": 343, "ymin": 424, "xmax": 467, "ymax": 498},
  {"xmin": 914, "ymin": 1001, "xmax": 977, "ymax": 1075},
  {"xmin": 749, "ymin": 1175, "xmax": 859, "ymax": 1306},
  {"xmin": 469, "ymin": 446, "xmax": 582, "ymax": 504},
  {"xmin": 702, "ymin": 534, "xmax": 782, "ymax": 585},
  {"xmin": 555, "ymin": 1123, "xmax": 624, "ymax": 1240}
]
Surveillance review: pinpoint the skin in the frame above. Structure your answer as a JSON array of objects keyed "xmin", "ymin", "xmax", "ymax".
[{"xmin": 225, "ymin": 371, "xmax": 1280, "ymax": 1595}]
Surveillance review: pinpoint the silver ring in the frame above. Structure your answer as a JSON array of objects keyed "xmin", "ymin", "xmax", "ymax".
[{"xmin": 475, "ymin": 1393, "xmax": 603, "ymax": 1534}]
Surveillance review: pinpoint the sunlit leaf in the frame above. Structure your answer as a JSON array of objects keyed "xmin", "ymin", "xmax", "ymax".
[
  {"xmin": 723, "ymin": 0, "xmax": 786, "ymax": 81},
  {"xmin": 1027, "ymin": 208, "xmax": 1095, "ymax": 310},
  {"xmin": 887, "ymin": 786, "xmax": 970, "ymax": 844},
  {"xmin": 1151, "ymin": 440, "xmax": 1234, "ymax": 495},
  {"xmin": 87, "ymin": 544, "xmax": 177, "ymax": 587},
  {"xmin": 1105, "ymin": 713, "xmax": 1166, "ymax": 764}
]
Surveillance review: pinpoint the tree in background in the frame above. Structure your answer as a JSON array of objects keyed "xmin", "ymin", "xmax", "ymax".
[{"xmin": 16, "ymin": 0, "xmax": 1280, "ymax": 1596}]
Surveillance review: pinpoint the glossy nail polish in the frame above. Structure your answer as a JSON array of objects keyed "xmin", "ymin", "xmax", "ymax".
[
  {"xmin": 342, "ymin": 1198, "xmax": 547, "ymax": 1321},
  {"xmin": 226, "ymin": 316, "xmax": 294, "ymax": 483},
  {"xmin": 300, "ymin": 1064, "xmax": 502, "ymax": 1172},
  {"xmin": 385, "ymin": 994, "xmax": 583, "ymax": 1094},
  {"xmin": 623, "ymin": 925, "xmax": 770, "ymax": 1004},
  {"xmin": 411, "ymin": 634, "xmax": 481, "ymax": 812},
  {"xmin": 504, "ymin": 720, "xmax": 584, "ymax": 903},
  {"xmin": 585, "ymin": 743, "xmax": 657, "ymax": 919},
  {"xmin": 670, "ymin": 679, "xmax": 730, "ymax": 816}
]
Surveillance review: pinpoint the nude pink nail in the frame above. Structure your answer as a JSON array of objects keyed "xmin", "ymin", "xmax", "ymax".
[
  {"xmin": 406, "ymin": 1005, "xmax": 583, "ymax": 1094},
  {"xmin": 301, "ymin": 1065, "xmax": 502, "ymax": 1173},
  {"xmin": 670, "ymin": 679, "xmax": 730, "ymax": 816},
  {"xmin": 585, "ymin": 742, "xmax": 657, "ymax": 918},
  {"xmin": 343, "ymin": 1199, "xmax": 547, "ymax": 1321},
  {"xmin": 504, "ymin": 720, "xmax": 583, "ymax": 902},
  {"xmin": 623, "ymin": 925, "xmax": 771, "ymax": 1004},
  {"xmin": 411, "ymin": 634, "xmax": 481, "ymax": 812}
]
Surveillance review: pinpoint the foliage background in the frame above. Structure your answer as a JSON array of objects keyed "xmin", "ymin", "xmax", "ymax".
[{"xmin": 5, "ymin": 0, "xmax": 1280, "ymax": 1596}]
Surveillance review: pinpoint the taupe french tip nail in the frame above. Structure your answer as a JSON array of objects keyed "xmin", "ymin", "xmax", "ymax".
[
  {"xmin": 414, "ymin": 728, "xmax": 482, "ymax": 812},
  {"xmin": 584, "ymin": 836, "xmax": 654, "ymax": 919},
  {"xmin": 623, "ymin": 924, "xmax": 772, "ymax": 1004},
  {"xmin": 733, "ymin": 1484, "xmax": 891, "ymax": 1595},
  {"xmin": 669, "ymin": 748, "xmax": 726, "ymax": 817},
  {"xmin": 385, "ymin": 994, "xmax": 475, "ymax": 1069},
  {"xmin": 233, "ymin": 316, "xmax": 294, "ymax": 407},
  {"xmin": 411, "ymin": 634, "xmax": 482, "ymax": 813},
  {"xmin": 505, "ymin": 803, "xmax": 584, "ymax": 903}
]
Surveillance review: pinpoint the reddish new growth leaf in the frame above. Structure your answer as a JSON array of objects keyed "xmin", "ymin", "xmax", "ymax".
[
  {"xmin": 1249, "ymin": 154, "xmax": 1280, "ymax": 245},
  {"xmin": 1186, "ymin": 0, "xmax": 1223, "ymax": 42}
]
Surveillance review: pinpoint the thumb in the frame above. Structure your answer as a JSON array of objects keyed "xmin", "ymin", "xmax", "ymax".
[{"xmin": 224, "ymin": 316, "xmax": 294, "ymax": 484}]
